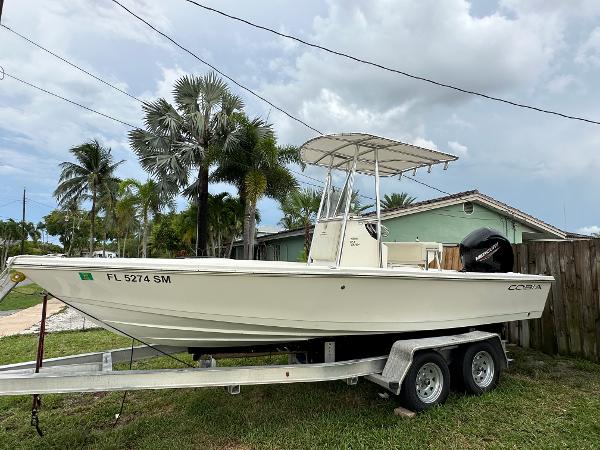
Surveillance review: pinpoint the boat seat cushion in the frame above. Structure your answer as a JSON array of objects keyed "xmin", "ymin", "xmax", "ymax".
[{"xmin": 384, "ymin": 242, "xmax": 443, "ymax": 266}]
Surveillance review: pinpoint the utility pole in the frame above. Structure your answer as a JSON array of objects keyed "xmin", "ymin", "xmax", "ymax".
[
  {"xmin": 0, "ymin": 0, "xmax": 5, "ymax": 25},
  {"xmin": 20, "ymin": 187, "xmax": 25, "ymax": 255}
]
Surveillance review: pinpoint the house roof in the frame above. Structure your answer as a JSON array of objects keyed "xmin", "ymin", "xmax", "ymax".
[
  {"xmin": 255, "ymin": 190, "xmax": 578, "ymax": 243},
  {"xmin": 377, "ymin": 190, "xmax": 567, "ymax": 239}
]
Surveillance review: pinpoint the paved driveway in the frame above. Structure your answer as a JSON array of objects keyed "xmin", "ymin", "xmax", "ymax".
[{"xmin": 0, "ymin": 298, "xmax": 64, "ymax": 337}]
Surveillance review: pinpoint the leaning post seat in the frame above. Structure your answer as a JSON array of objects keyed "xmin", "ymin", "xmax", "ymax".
[{"xmin": 383, "ymin": 242, "xmax": 444, "ymax": 269}]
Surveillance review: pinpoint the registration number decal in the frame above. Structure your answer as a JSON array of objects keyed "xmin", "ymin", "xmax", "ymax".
[{"xmin": 106, "ymin": 273, "xmax": 171, "ymax": 284}]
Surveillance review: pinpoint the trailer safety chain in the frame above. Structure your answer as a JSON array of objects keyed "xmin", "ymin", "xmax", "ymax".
[
  {"xmin": 31, "ymin": 396, "xmax": 43, "ymax": 437},
  {"xmin": 22, "ymin": 292, "xmax": 194, "ymax": 436},
  {"xmin": 31, "ymin": 293, "xmax": 49, "ymax": 438},
  {"xmin": 113, "ymin": 338, "xmax": 136, "ymax": 427}
]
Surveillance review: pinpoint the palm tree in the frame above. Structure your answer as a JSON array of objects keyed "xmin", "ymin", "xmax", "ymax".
[
  {"xmin": 212, "ymin": 115, "xmax": 299, "ymax": 259},
  {"xmin": 0, "ymin": 219, "xmax": 20, "ymax": 270},
  {"xmin": 120, "ymin": 179, "xmax": 174, "ymax": 258},
  {"xmin": 97, "ymin": 176, "xmax": 121, "ymax": 256},
  {"xmin": 129, "ymin": 72, "xmax": 243, "ymax": 256},
  {"xmin": 54, "ymin": 139, "xmax": 124, "ymax": 253},
  {"xmin": 381, "ymin": 192, "xmax": 416, "ymax": 210},
  {"xmin": 206, "ymin": 193, "xmax": 245, "ymax": 257},
  {"xmin": 115, "ymin": 196, "xmax": 138, "ymax": 258},
  {"xmin": 279, "ymin": 188, "xmax": 321, "ymax": 254}
]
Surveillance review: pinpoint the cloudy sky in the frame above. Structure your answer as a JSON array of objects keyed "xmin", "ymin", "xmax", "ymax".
[{"xmin": 1, "ymin": 0, "xmax": 599, "ymax": 237}]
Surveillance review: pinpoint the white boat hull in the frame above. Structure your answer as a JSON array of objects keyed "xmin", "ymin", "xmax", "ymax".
[{"xmin": 8, "ymin": 257, "xmax": 553, "ymax": 348}]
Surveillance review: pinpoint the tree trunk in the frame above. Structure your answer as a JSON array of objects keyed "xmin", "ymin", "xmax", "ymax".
[
  {"xmin": 196, "ymin": 166, "xmax": 209, "ymax": 256},
  {"xmin": 227, "ymin": 238, "xmax": 235, "ymax": 259},
  {"xmin": 142, "ymin": 209, "xmax": 148, "ymax": 258},
  {"xmin": 243, "ymin": 199, "xmax": 257, "ymax": 260},
  {"xmin": 89, "ymin": 189, "xmax": 96, "ymax": 254},
  {"xmin": 123, "ymin": 232, "xmax": 128, "ymax": 258},
  {"xmin": 304, "ymin": 221, "xmax": 311, "ymax": 256}
]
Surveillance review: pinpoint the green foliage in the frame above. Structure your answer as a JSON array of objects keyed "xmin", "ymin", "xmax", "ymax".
[
  {"xmin": 279, "ymin": 188, "xmax": 321, "ymax": 254},
  {"xmin": 151, "ymin": 213, "xmax": 182, "ymax": 258},
  {"xmin": 206, "ymin": 193, "xmax": 244, "ymax": 257},
  {"xmin": 120, "ymin": 178, "xmax": 174, "ymax": 257},
  {"xmin": 0, "ymin": 220, "xmax": 60, "ymax": 268},
  {"xmin": 43, "ymin": 206, "xmax": 91, "ymax": 256},
  {"xmin": 279, "ymin": 188, "xmax": 321, "ymax": 230},
  {"xmin": 129, "ymin": 72, "xmax": 242, "ymax": 255},
  {"xmin": 54, "ymin": 139, "xmax": 123, "ymax": 252},
  {"xmin": 212, "ymin": 114, "xmax": 299, "ymax": 259},
  {"xmin": 381, "ymin": 192, "xmax": 417, "ymax": 209}
]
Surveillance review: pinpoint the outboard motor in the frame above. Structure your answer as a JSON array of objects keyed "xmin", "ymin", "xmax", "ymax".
[{"xmin": 459, "ymin": 228, "xmax": 514, "ymax": 273}]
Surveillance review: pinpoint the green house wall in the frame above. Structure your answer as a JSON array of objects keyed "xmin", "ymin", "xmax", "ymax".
[
  {"xmin": 382, "ymin": 203, "xmax": 536, "ymax": 245},
  {"xmin": 240, "ymin": 202, "xmax": 541, "ymax": 262},
  {"xmin": 263, "ymin": 236, "xmax": 306, "ymax": 262}
]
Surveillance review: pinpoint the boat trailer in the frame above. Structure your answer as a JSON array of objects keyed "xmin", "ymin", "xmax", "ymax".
[{"xmin": 0, "ymin": 331, "xmax": 505, "ymax": 397}]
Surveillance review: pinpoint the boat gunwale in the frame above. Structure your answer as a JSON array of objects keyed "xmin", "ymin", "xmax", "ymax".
[{"xmin": 10, "ymin": 258, "xmax": 555, "ymax": 283}]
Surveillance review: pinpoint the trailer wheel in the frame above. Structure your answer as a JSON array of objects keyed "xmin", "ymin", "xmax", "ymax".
[
  {"xmin": 459, "ymin": 341, "xmax": 501, "ymax": 395},
  {"xmin": 400, "ymin": 351, "xmax": 450, "ymax": 412}
]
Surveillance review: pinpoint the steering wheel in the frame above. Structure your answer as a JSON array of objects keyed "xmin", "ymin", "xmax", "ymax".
[{"xmin": 365, "ymin": 222, "xmax": 390, "ymax": 238}]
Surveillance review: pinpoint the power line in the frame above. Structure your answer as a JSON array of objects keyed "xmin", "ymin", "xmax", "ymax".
[
  {"xmin": 0, "ymin": 199, "xmax": 19, "ymax": 209},
  {"xmin": 2, "ymin": 71, "xmax": 138, "ymax": 128},
  {"xmin": 26, "ymin": 197, "xmax": 57, "ymax": 210},
  {"xmin": 403, "ymin": 176, "xmax": 451, "ymax": 195},
  {"xmin": 111, "ymin": 0, "xmax": 323, "ymax": 135},
  {"xmin": 3, "ymin": 70, "xmax": 452, "ymax": 201},
  {"xmin": 182, "ymin": 0, "xmax": 600, "ymax": 127},
  {"xmin": 1, "ymin": 44, "xmax": 452, "ymax": 201},
  {"xmin": 0, "ymin": 24, "xmax": 145, "ymax": 104},
  {"xmin": 1, "ymin": 3, "xmax": 454, "ymax": 198}
]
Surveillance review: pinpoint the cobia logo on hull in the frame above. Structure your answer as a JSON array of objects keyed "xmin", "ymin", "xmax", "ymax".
[{"xmin": 508, "ymin": 284, "xmax": 542, "ymax": 291}]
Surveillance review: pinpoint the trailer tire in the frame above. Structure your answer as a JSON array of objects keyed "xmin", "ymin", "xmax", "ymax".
[
  {"xmin": 459, "ymin": 341, "xmax": 501, "ymax": 395},
  {"xmin": 400, "ymin": 351, "xmax": 450, "ymax": 412}
]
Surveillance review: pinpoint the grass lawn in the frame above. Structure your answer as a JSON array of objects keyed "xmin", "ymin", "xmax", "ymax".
[
  {"xmin": 0, "ymin": 330, "xmax": 599, "ymax": 449},
  {"xmin": 0, "ymin": 283, "xmax": 44, "ymax": 312}
]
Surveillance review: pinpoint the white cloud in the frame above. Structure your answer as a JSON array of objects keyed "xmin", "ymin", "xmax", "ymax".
[
  {"xmin": 576, "ymin": 27, "xmax": 600, "ymax": 67},
  {"xmin": 259, "ymin": 0, "xmax": 592, "ymax": 157},
  {"xmin": 545, "ymin": 74, "xmax": 580, "ymax": 94},
  {"xmin": 447, "ymin": 114, "xmax": 473, "ymax": 129},
  {"xmin": 576, "ymin": 225, "xmax": 600, "ymax": 236},
  {"xmin": 447, "ymin": 141, "xmax": 468, "ymax": 156}
]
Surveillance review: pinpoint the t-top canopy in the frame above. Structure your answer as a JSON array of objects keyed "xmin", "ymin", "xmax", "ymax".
[{"xmin": 300, "ymin": 133, "xmax": 458, "ymax": 176}]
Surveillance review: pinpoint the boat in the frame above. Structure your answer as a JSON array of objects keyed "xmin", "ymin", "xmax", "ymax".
[{"xmin": 5, "ymin": 133, "xmax": 553, "ymax": 351}]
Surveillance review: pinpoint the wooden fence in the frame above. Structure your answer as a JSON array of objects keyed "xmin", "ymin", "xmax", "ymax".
[{"xmin": 441, "ymin": 240, "xmax": 600, "ymax": 362}]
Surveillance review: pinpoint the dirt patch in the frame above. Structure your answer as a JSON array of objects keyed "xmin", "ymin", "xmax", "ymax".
[{"xmin": 21, "ymin": 306, "xmax": 100, "ymax": 335}]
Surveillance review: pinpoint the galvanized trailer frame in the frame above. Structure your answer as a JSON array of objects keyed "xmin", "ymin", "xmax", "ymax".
[{"xmin": 0, "ymin": 331, "xmax": 504, "ymax": 397}]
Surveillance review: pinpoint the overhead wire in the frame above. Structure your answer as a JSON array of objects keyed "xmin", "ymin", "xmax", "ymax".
[
  {"xmin": 2, "ymin": 69, "xmax": 453, "ymax": 200},
  {"xmin": 110, "ymin": 0, "xmax": 465, "ymax": 195},
  {"xmin": 110, "ymin": 0, "xmax": 323, "ymax": 135},
  {"xmin": 182, "ymin": 0, "xmax": 600, "ymax": 126},
  {"xmin": 0, "ymin": 15, "xmax": 454, "ymax": 199},
  {"xmin": 26, "ymin": 197, "xmax": 57, "ymax": 210},
  {"xmin": 0, "ymin": 199, "xmax": 20, "ymax": 209},
  {"xmin": 2, "ymin": 71, "xmax": 138, "ymax": 128},
  {"xmin": 0, "ymin": 24, "xmax": 145, "ymax": 105}
]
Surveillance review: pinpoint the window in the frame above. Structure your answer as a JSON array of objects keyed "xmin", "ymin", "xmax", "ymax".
[{"xmin": 463, "ymin": 201, "xmax": 474, "ymax": 215}]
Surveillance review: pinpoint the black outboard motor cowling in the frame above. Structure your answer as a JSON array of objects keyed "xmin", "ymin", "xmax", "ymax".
[{"xmin": 459, "ymin": 228, "xmax": 514, "ymax": 273}]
